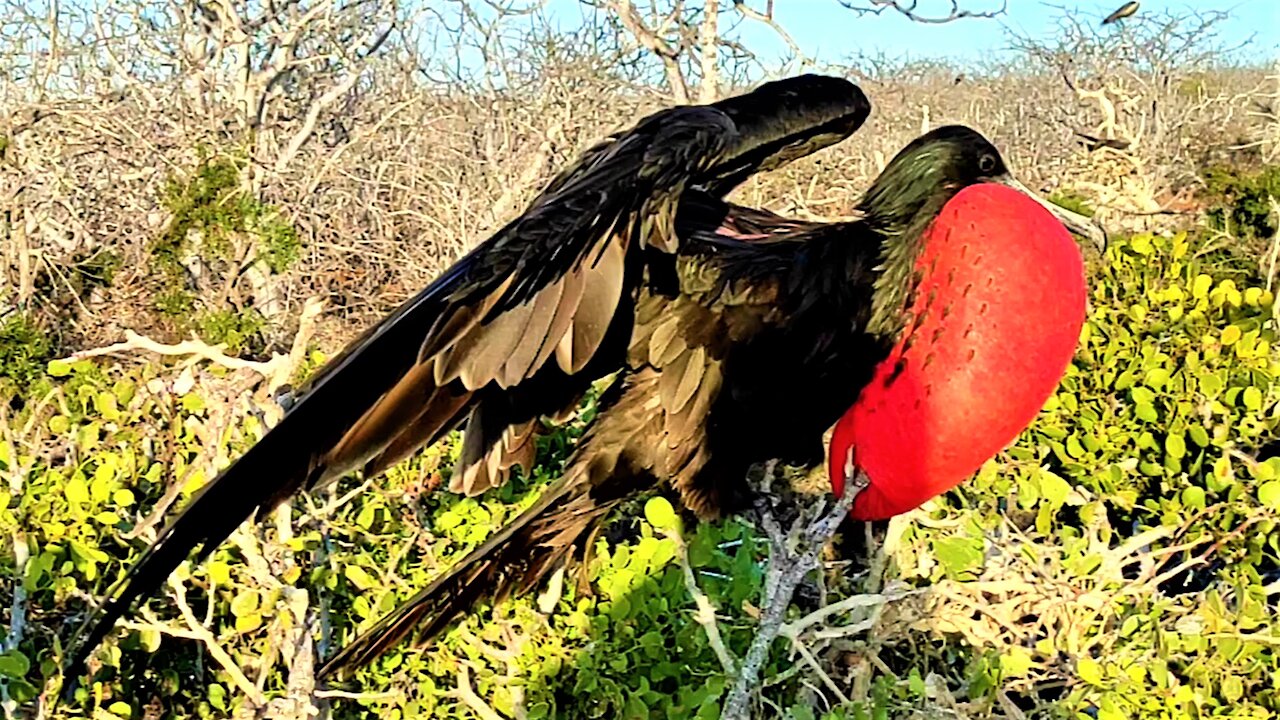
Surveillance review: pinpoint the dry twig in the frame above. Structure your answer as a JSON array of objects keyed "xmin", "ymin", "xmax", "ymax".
[
  {"xmin": 661, "ymin": 524, "xmax": 737, "ymax": 676},
  {"xmin": 719, "ymin": 465, "xmax": 869, "ymax": 720}
]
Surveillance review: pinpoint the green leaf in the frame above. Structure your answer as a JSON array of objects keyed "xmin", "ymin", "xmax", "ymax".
[
  {"xmin": 1130, "ymin": 386, "xmax": 1156, "ymax": 405},
  {"xmin": 1165, "ymin": 433, "xmax": 1186, "ymax": 459},
  {"xmin": 1188, "ymin": 425, "xmax": 1210, "ymax": 447},
  {"xmin": 6, "ymin": 679, "xmax": 37, "ymax": 704},
  {"xmin": 1243, "ymin": 386, "xmax": 1262, "ymax": 410},
  {"xmin": 48, "ymin": 414, "xmax": 70, "ymax": 434},
  {"xmin": 1222, "ymin": 675, "xmax": 1244, "ymax": 703},
  {"xmin": 107, "ymin": 702, "xmax": 131, "ymax": 718},
  {"xmin": 66, "ymin": 474, "xmax": 89, "ymax": 504},
  {"xmin": 229, "ymin": 590, "xmax": 259, "ymax": 617},
  {"xmin": 139, "ymin": 628, "xmax": 162, "ymax": 653},
  {"xmin": 181, "ymin": 393, "xmax": 205, "ymax": 414},
  {"xmin": 907, "ymin": 668, "xmax": 926, "ymax": 696},
  {"xmin": 235, "ymin": 612, "xmax": 263, "ymax": 633},
  {"xmin": 1181, "ymin": 486, "xmax": 1206, "ymax": 510},
  {"xmin": 1001, "ymin": 647, "xmax": 1035, "ymax": 678},
  {"xmin": 1077, "ymin": 657, "xmax": 1103, "ymax": 685},
  {"xmin": 0, "ymin": 651, "xmax": 30, "ymax": 678},
  {"xmin": 345, "ymin": 565, "xmax": 376, "ymax": 591},
  {"xmin": 47, "ymin": 359, "xmax": 72, "ymax": 377},
  {"xmin": 95, "ymin": 390, "xmax": 120, "ymax": 421},
  {"xmin": 643, "ymin": 496, "xmax": 679, "ymax": 531},
  {"xmin": 1259, "ymin": 481, "xmax": 1280, "ymax": 510},
  {"xmin": 1038, "ymin": 469, "xmax": 1072, "ymax": 508},
  {"xmin": 1192, "ymin": 274, "xmax": 1212, "ymax": 299},
  {"xmin": 933, "ymin": 536, "xmax": 984, "ymax": 579},
  {"xmin": 208, "ymin": 561, "xmax": 231, "ymax": 586}
]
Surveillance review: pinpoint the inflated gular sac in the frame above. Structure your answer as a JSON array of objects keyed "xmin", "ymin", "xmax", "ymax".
[{"xmin": 830, "ymin": 183, "xmax": 1088, "ymax": 520}]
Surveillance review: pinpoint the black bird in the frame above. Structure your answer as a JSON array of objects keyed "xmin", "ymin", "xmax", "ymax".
[
  {"xmin": 65, "ymin": 73, "xmax": 871, "ymax": 683},
  {"xmin": 1102, "ymin": 1, "xmax": 1139, "ymax": 25},
  {"xmin": 67, "ymin": 78, "xmax": 1106, "ymax": 685},
  {"xmin": 1074, "ymin": 130, "xmax": 1131, "ymax": 152}
]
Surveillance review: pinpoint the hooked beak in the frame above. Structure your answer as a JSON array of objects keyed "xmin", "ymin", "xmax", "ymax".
[{"xmin": 994, "ymin": 175, "xmax": 1108, "ymax": 254}]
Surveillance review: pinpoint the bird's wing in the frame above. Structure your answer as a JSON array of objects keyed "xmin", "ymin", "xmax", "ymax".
[{"xmin": 66, "ymin": 76, "xmax": 872, "ymax": 679}]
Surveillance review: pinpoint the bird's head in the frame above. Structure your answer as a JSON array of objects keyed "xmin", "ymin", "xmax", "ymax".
[{"xmin": 860, "ymin": 125, "xmax": 1106, "ymax": 254}]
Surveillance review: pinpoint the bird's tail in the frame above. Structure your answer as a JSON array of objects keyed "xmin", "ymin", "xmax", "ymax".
[{"xmin": 316, "ymin": 467, "xmax": 623, "ymax": 678}]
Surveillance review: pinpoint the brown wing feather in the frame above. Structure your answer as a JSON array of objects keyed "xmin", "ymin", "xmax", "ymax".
[
  {"xmin": 320, "ymin": 361, "xmax": 449, "ymax": 479},
  {"xmin": 362, "ymin": 389, "xmax": 473, "ymax": 479},
  {"xmin": 557, "ymin": 237, "xmax": 627, "ymax": 374},
  {"xmin": 532, "ymin": 270, "xmax": 587, "ymax": 371},
  {"xmin": 502, "ymin": 279, "xmax": 566, "ymax": 386}
]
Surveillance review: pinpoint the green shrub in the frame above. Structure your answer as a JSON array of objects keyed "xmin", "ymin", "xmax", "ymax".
[
  {"xmin": 155, "ymin": 152, "xmax": 303, "ymax": 277},
  {"xmin": 194, "ymin": 309, "xmax": 266, "ymax": 356},
  {"xmin": 0, "ymin": 313, "xmax": 52, "ymax": 390},
  {"xmin": 4, "ymin": 228, "xmax": 1278, "ymax": 719},
  {"xmin": 1202, "ymin": 164, "xmax": 1280, "ymax": 239},
  {"xmin": 1048, "ymin": 191, "xmax": 1096, "ymax": 219}
]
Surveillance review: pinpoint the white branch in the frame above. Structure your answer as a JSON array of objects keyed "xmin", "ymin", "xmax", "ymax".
[
  {"xmin": 720, "ymin": 467, "xmax": 870, "ymax": 720},
  {"xmin": 662, "ymin": 525, "xmax": 737, "ymax": 676}
]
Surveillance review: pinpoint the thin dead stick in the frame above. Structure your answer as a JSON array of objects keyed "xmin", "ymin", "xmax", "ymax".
[
  {"xmin": 451, "ymin": 664, "xmax": 507, "ymax": 720},
  {"xmin": 314, "ymin": 689, "xmax": 402, "ymax": 701},
  {"xmin": 787, "ymin": 635, "xmax": 849, "ymax": 705},
  {"xmin": 61, "ymin": 296, "xmax": 325, "ymax": 394},
  {"xmin": 1266, "ymin": 197, "xmax": 1280, "ymax": 294},
  {"xmin": 662, "ymin": 525, "xmax": 737, "ymax": 676},
  {"xmin": 719, "ymin": 468, "xmax": 869, "ymax": 720},
  {"xmin": 779, "ymin": 588, "xmax": 922, "ymax": 641}
]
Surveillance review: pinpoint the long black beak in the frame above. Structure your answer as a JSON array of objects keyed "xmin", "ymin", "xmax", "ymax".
[{"xmin": 996, "ymin": 175, "xmax": 1108, "ymax": 253}]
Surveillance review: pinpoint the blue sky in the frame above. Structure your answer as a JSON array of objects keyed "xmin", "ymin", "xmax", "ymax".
[{"xmin": 543, "ymin": 1, "xmax": 1277, "ymax": 68}]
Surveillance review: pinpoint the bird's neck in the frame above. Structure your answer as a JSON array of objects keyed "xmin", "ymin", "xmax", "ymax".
[{"xmin": 862, "ymin": 190, "xmax": 954, "ymax": 340}]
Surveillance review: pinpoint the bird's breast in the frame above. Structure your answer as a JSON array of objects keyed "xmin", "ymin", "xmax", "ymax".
[{"xmin": 832, "ymin": 183, "xmax": 1088, "ymax": 520}]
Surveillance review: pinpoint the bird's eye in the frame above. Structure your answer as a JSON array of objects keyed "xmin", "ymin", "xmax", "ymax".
[{"xmin": 978, "ymin": 154, "xmax": 997, "ymax": 174}]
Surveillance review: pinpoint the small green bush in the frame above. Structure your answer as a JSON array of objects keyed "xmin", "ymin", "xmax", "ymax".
[
  {"xmin": 1048, "ymin": 191, "xmax": 1097, "ymax": 219},
  {"xmin": 155, "ymin": 152, "xmax": 302, "ymax": 276},
  {"xmin": 0, "ymin": 313, "xmax": 52, "ymax": 390},
  {"xmin": 1202, "ymin": 164, "xmax": 1280, "ymax": 239},
  {"xmin": 194, "ymin": 309, "xmax": 266, "ymax": 356}
]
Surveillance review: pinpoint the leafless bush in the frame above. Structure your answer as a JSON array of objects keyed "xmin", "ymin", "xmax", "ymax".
[{"xmin": 0, "ymin": 1, "xmax": 1272, "ymax": 358}]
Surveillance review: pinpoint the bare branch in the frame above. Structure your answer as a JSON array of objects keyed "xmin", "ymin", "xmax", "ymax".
[
  {"xmin": 600, "ymin": 0, "xmax": 691, "ymax": 102},
  {"xmin": 838, "ymin": 0, "xmax": 1006, "ymax": 24},
  {"xmin": 661, "ymin": 523, "xmax": 737, "ymax": 676},
  {"xmin": 696, "ymin": 0, "xmax": 719, "ymax": 102},
  {"xmin": 720, "ymin": 466, "xmax": 870, "ymax": 720}
]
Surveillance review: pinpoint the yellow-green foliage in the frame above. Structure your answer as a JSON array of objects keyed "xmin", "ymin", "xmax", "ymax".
[
  {"xmin": 1, "ymin": 229, "xmax": 1278, "ymax": 720},
  {"xmin": 194, "ymin": 309, "xmax": 266, "ymax": 356},
  {"xmin": 1047, "ymin": 191, "xmax": 1096, "ymax": 219},
  {"xmin": 894, "ymin": 231, "xmax": 1280, "ymax": 719}
]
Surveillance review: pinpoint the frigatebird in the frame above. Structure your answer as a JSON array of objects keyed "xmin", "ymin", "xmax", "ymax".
[
  {"xmin": 64, "ymin": 73, "xmax": 871, "ymax": 684},
  {"xmin": 66, "ymin": 75, "xmax": 1104, "ymax": 686},
  {"xmin": 1075, "ymin": 130, "xmax": 1131, "ymax": 152},
  {"xmin": 1102, "ymin": 1, "xmax": 1140, "ymax": 25}
]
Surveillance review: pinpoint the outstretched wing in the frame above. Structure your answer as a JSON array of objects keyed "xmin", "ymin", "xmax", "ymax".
[{"xmin": 66, "ymin": 75, "xmax": 871, "ymax": 682}]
